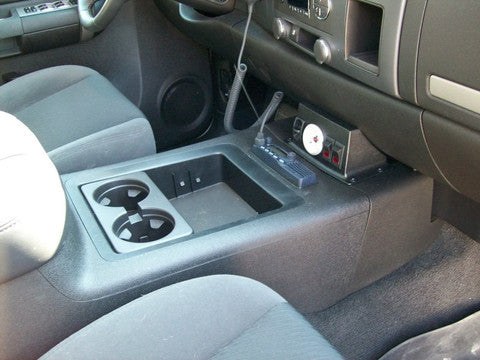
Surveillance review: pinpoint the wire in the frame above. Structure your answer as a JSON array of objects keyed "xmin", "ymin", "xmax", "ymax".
[
  {"xmin": 236, "ymin": 2, "xmax": 258, "ymax": 118},
  {"xmin": 237, "ymin": 2, "xmax": 254, "ymax": 69},
  {"xmin": 259, "ymin": 91, "xmax": 284, "ymax": 134},
  {"xmin": 234, "ymin": 65, "xmax": 260, "ymax": 119},
  {"xmin": 223, "ymin": 0, "xmax": 258, "ymax": 133}
]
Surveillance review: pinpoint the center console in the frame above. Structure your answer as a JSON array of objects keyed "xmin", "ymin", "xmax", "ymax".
[{"xmin": 37, "ymin": 106, "xmax": 440, "ymax": 316}]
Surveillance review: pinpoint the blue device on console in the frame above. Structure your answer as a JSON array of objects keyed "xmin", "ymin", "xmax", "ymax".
[{"xmin": 252, "ymin": 139, "xmax": 317, "ymax": 189}]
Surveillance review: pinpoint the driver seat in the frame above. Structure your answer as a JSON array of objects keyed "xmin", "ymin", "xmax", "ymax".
[{"xmin": 0, "ymin": 65, "xmax": 156, "ymax": 174}]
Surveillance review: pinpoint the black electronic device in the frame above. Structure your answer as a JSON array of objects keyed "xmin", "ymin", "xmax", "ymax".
[
  {"xmin": 290, "ymin": 104, "xmax": 387, "ymax": 184},
  {"xmin": 252, "ymin": 139, "xmax": 317, "ymax": 188}
]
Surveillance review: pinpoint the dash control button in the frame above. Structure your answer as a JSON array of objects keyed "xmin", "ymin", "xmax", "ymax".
[
  {"xmin": 314, "ymin": 38, "xmax": 331, "ymax": 65},
  {"xmin": 331, "ymin": 144, "xmax": 344, "ymax": 168},
  {"xmin": 316, "ymin": 6, "xmax": 329, "ymax": 19},
  {"xmin": 313, "ymin": 0, "xmax": 331, "ymax": 20},
  {"xmin": 322, "ymin": 138, "xmax": 333, "ymax": 161}
]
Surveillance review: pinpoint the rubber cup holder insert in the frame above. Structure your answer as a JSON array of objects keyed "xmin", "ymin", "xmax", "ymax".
[
  {"xmin": 94, "ymin": 180, "xmax": 149, "ymax": 211},
  {"xmin": 113, "ymin": 209, "xmax": 175, "ymax": 243}
]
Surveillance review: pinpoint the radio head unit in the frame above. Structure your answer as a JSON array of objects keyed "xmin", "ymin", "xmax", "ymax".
[
  {"xmin": 288, "ymin": 0, "xmax": 309, "ymax": 11},
  {"xmin": 276, "ymin": 0, "xmax": 331, "ymax": 21}
]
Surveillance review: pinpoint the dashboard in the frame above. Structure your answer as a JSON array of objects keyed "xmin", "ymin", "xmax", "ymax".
[
  {"xmin": 155, "ymin": 0, "xmax": 480, "ymax": 202},
  {"xmin": 273, "ymin": 0, "xmax": 405, "ymax": 97}
]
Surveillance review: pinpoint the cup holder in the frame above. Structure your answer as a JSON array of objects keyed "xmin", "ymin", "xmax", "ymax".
[
  {"xmin": 82, "ymin": 172, "xmax": 193, "ymax": 253},
  {"xmin": 113, "ymin": 209, "xmax": 175, "ymax": 243},
  {"xmin": 94, "ymin": 180, "xmax": 149, "ymax": 211}
]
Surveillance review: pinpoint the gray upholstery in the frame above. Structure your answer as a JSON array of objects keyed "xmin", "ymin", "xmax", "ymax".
[
  {"xmin": 48, "ymin": 118, "xmax": 154, "ymax": 174},
  {"xmin": 381, "ymin": 310, "xmax": 480, "ymax": 360},
  {"xmin": 0, "ymin": 112, "xmax": 65, "ymax": 283},
  {"xmin": 0, "ymin": 65, "xmax": 156, "ymax": 173},
  {"xmin": 41, "ymin": 275, "xmax": 344, "ymax": 360}
]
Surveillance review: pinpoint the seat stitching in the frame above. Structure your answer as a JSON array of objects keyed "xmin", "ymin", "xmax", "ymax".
[
  {"xmin": 0, "ymin": 153, "xmax": 32, "ymax": 163},
  {"xmin": 0, "ymin": 219, "xmax": 18, "ymax": 233},
  {"xmin": 207, "ymin": 302, "xmax": 287, "ymax": 360}
]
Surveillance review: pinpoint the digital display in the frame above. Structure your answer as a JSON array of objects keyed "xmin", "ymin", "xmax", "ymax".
[
  {"xmin": 269, "ymin": 145, "xmax": 288, "ymax": 158},
  {"xmin": 287, "ymin": 0, "xmax": 309, "ymax": 11}
]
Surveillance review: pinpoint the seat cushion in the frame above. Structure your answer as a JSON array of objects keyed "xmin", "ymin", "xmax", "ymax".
[
  {"xmin": 41, "ymin": 275, "xmax": 344, "ymax": 360},
  {"xmin": 381, "ymin": 310, "xmax": 480, "ymax": 360},
  {"xmin": 0, "ymin": 65, "xmax": 156, "ymax": 173}
]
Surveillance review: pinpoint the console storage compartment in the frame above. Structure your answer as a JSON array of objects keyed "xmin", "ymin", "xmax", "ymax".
[
  {"xmin": 171, "ymin": 184, "xmax": 259, "ymax": 233},
  {"xmin": 146, "ymin": 154, "xmax": 282, "ymax": 232}
]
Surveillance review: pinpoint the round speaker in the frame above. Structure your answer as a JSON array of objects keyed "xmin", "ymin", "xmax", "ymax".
[{"xmin": 158, "ymin": 76, "xmax": 211, "ymax": 132}]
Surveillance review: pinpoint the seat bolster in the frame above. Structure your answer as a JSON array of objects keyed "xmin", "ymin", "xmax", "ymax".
[{"xmin": 48, "ymin": 118, "xmax": 156, "ymax": 174}]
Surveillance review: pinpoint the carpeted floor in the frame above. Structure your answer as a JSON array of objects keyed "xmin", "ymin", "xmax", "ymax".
[{"xmin": 305, "ymin": 222, "xmax": 480, "ymax": 360}]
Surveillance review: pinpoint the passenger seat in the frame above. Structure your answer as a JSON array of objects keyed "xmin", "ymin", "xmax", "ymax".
[
  {"xmin": 40, "ymin": 275, "xmax": 344, "ymax": 360},
  {"xmin": 40, "ymin": 273, "xmax": 480, "ymax": 360},
  {"xmin": 0, "ymin": 65, "xmax": 156, "ymax": 174}
]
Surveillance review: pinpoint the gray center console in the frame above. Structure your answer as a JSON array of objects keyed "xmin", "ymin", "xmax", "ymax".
[{"xmin": 44, "ymin": 114, "xmax": 440, "ymax": 316}]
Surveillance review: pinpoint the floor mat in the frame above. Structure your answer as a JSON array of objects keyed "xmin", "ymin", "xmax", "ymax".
[{"xmin": 305, "ymin": 222, "xmax": 480, "ymax": 360}]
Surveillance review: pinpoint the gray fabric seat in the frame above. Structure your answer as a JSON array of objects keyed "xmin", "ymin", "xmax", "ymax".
[
  {"xmin": 381, "ymin": 310, "xmax": 480, "ymax": 360},
  {"xmin": 0, "ymin": 65, "xmax": 156, "ymax": 174},
  {"xmin": 41, "ymin": 275, "xmax": 344, "ymax": 360}
]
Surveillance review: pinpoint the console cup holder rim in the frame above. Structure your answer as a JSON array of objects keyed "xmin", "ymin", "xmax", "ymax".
[
  {"xmin": 93, "ymin": 179, "xmax": 150, "ymax": 209},
  {"xmin": 81, "ymin": 172, "xmax": 194, "ymax": 253},
  {"xmin": 112, "ymin": 208, "xmax": 176, "ymax": 243}
]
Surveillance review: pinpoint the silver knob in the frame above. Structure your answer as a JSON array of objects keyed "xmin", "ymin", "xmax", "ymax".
[
  {"xmin": 273, "ymin": 18, "xmax": 290, "ymax": 40},
  {"xmin": 314, "ymin": 38, "xmax": 331, "ymax": 65}
]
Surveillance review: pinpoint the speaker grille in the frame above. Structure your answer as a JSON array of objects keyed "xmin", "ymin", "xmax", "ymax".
[{"xmin": 160, "ymin": 78, "xmax": 208, "ymax": 130}]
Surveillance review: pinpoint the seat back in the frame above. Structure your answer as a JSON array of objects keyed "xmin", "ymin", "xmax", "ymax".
[{"xmin": 0, "ymin": 111, "xmax": 66, "ymax": 283}]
